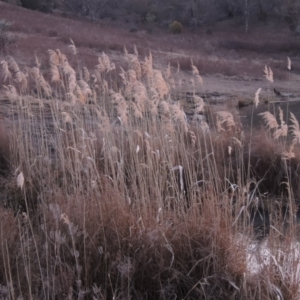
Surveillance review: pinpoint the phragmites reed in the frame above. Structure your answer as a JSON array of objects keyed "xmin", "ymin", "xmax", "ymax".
[
  {"xmin": 94, "ymin": 108, "xmax": 111, "ymax": 134},
  {"xmin": 78, "ymin": 80, "xmax": 92, "ymax": 100},
  {"xmin": 287, "ymin": 57, "xmax": 291, "ymax": 71},
  {"xmin": 6, "ymin": 56, "xmax": 20, "ymax": 73},
  {"xmin": 170, "ymin": 103, "xmax": 188, "ymax": 133},
  {"xmin": 216, "ymin": 111, "xmax": 235, "ymax": 131},
  {"xmin": 259, "ymin": 111, "xmax": 278, "ymax": 131},
  {"xmin": 191, "ymin": 60, "xmax": 203, "ymax": 85},
  {"xmin": 263, "ymin": 65, "xmax": 273, "ymax": 83},
  {"xmin": 50, "ymin": 64, "xmax": 60, "ymax": 83},
  {"xmin": 68, "ymin": 38, "xmax": 77, "ymax": 55},
  {"xmin": 96, "ymin": 52, "xmax": 115, "ymax": 73},
  {"xmin": 193, "ymin": 95, "xmax": 204, "ymax": 114},
  {"xmin": 1, "ymin": 60, "xmax": 12, "ymax": 82},
  {"xmin": 82, "ymin": 67, "xmax": 90, "ymax": 82},
  {"xmin": 158, "ymin": 101, "xmax": 174, "ymax": 134},
  {"xmin": 254, "ymin": 88, "xmax": 261, "ymax": 108},
  {"xmin": 151, "ymin": 70, "xmax": 169, "ymax": 100},
  {"xmin": 290, "ymin": 112, "xmax": 300, "ymax": 144},
  {"xmin": 109, "ymin": 90, "xmax": 128, "ymax": 125},
  {"xmin": 48, "ymin": 49, "xmax": 60, "ymax": 66},
  {"xmin": 124, "ymin": 46, "xmax": 141, "ymax": 79},
  {"xmin": 3, "ymin": 84, "xmax": 19, "ymax": 101},
  {"xmin": 259, "ymin": 108, "xmax": 288, "ymax": 140}
]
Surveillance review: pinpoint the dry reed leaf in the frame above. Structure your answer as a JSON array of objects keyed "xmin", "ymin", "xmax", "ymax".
[
  {"xmin": 143, "ymin": 140, "xmax": 151, "ymax": 153},
  {"xmin": 254, "ymin": 88, "xmax": 261, "ymax": 108},
  {"xmin": 136, "ymin": 145, "xmax": 140, "ymax": 153},
  {"xmin": 17, "ymin": 172, "xmax": 24, "ymax": 190},
  {"xmin": 263, "ymin": 65, "xmax": 273, "ymax": 83}
]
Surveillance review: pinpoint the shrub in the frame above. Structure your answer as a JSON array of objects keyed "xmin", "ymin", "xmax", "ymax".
[
  {"xmin": 0, "ymin": 19, "xmax": 16, "ymax": 54},
  {"xmin": 169, "ymin": 20, "xmax": 183, "ymax": 34}
]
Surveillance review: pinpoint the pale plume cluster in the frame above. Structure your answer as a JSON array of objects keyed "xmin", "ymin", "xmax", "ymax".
[
  {"xmin": 2, "ymin": 56, "xmax": 28, "ymax": 93},
  {"xmin": 216, "ymin": 111, "xmax": 235, "ymax": 132},
  {"xmin": 263, "ymin": 65, "xmax": 273, "ymax": 83},
  {"xmin": 259, "ymin": 107, "xmax": 287, "ymax": 140}
]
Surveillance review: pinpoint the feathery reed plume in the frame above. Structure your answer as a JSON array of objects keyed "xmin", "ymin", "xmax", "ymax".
[
  {"xmin": 287, "ymin": 57, "xmax": 291, "ymax": 71},
  {"xmin": 290, "ymin": 112, "xmax": 300, "ymax": 144},
  {"xmin": 68, "ymin": 38, "xmax": 77, "ymax": 55},
  {"xmin": 191, "ymin": 60, "xmax": 203, "ymax": 85},
  {"xmin": 254, "ymin": 88, "xmax": 261, "ymax": 108},
  {"xmin": 152, "ymin": 70, "xmax": 169, "ymax": 100},
  {"xmin": 78, "ymin": 80, "xmax": 92, "ymax": 98},
  {"xmin": 83, "ymin": 67, "xmax": 90, "ymax": 82},
  {"xmin": 74, "ymin": 84, "xmax": 85, "ymax": 103},
  {"xmin": 98, "ymin": 52, "xmax": 115, "ymax": 73},
  {"xmin": 14, "ymin": 70, "xmax": 28, "ymax": 92},
  {"xmin": 38, "ymin": 74, "xmax": 52, "ymax": 97},
  {"xmin": 35, "ymin": 54, "xmax": 41, "ymax": 68},
  {"xmin": 110, "ymin": 90, "xmax": 128, "ymax": 125},
  {"xmin": 216, "ymin": 111, "xmax": 235, "ymax": 131},
  {"xmin": 6, "ymin": 56, "xmax": 20, "ymax": 73},
  {"xmin": 3, "ymin": 85, "xmax": 19, "ymax": 101},
  {"xmin": 48, "ymin": 49, "xmax": 60, "ymax": 66},
  {"xmin": 263, "ymin": 65, "xmax": 273, "ymax": 83},
  {"xmin": 50, "ymin": 64, "xmax": 60, "ymax": 83},
  {"xmin": 187, "ymin": 130, "xmax": 196, "ymax": 147},
  {"xmin": 193, "ymin": 95, "xmax": 204, "ymax": 114},
  {"xmin": 95, "ymin": 108, "xmax": 111, "ymax": 134},
  {"xmin": 1, "ymin": 60, "xmax": 12, "ymax": 82},
  {"xmin": 259, "ymin": 111, "xmax": 278, "ymax": 131},
  {"xmin": 171, "ymin": 103, "xmax": 188, "ymax": 133},
  {"xmin": 16, "ymin": 172, "xmax": 24, "ymax": 190},
  {"xmin": 158, "ymin": 101, "xmax": 174, "ymax": 134},
  {"xmin": 164, "ymin": 63, "xmax": 171, "ymax": 80},
  {"xmin": 61, "ymin": 112, "xmax": 73, "ymax": 124},
  {"xmin": 148, "ymin": 87, "xmax": 159, "ymax": 115},
  {"xmin": 62, "ymin": 62, "xmax": 77, "ymax": 94},
  {"xmin": 141, "ymin": 52, "xmax": 153, "ymax": 78},
  {"xmin": 134, "ymin": 44, "xmax": 138, "ymax": 56},
  {"xmin": 282, "ymin": 141, "xmax": 295, "ymax": 159}
]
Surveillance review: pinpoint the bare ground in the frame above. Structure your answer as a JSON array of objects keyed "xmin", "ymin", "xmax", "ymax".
[{"xmin": 1, "ymin": 1, "xmax": 300, "ymax": 107}]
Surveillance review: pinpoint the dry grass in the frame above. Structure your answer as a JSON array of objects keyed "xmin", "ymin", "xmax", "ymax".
[{"xmin": 1, "ymin": 6, "xmax": 300, "ymax": 298}]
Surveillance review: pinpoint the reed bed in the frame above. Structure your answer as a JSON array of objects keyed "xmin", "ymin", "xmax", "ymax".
[{"xmin": 0, "ymin": 44, "xmax": 300, "ymax": 299}]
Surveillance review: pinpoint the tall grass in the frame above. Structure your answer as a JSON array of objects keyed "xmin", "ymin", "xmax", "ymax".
[{"xmin": 0, "ymin": 44, "xmax": 300, "ymax": 299}]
